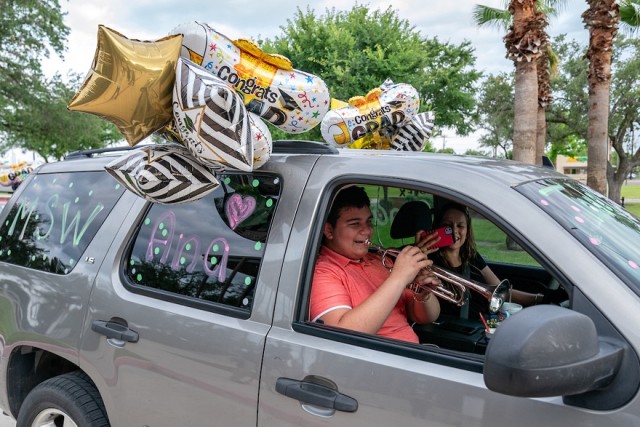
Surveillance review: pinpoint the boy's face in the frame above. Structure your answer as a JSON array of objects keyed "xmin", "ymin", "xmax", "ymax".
[{"xmin": 323, "ymin": 206, "xmax": 373, "ymax": 260}]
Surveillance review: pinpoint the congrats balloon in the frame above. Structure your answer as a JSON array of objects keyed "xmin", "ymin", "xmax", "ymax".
[
  {"xmin": 320, "ymin": 83, "xmax": 420, "ymax": 148},
  {"xmin": 170, "ymin": 21, "xmax": 330, "ymax": 134}
]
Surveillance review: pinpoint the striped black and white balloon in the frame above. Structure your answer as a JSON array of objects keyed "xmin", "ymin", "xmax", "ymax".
[
  {"xmin": 390, "ymin": 111, "xmax": 435, "ymax": 152},
  {"xmin": 105, "ymin": 144, "xmax": 220, "ymax": 204},
  {"xmin": 173, "ymin": 57, "xmax": 253, "ymax": 171}
]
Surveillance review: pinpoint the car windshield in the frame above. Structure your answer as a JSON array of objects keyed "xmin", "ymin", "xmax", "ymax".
[{"xmin": 516, "ymin": 178, "xmax": 640, "ymax": 293}]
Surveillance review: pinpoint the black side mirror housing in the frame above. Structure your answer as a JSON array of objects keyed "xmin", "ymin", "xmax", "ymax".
[{"xmin": 484, "ymin": 305, "xmax": 624, "ymax": 398}]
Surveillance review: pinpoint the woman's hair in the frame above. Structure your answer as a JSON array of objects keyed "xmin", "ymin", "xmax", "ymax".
[
  {"xmin": 433, "ymin": 202, "xmax": 477, "ymax": 267},
  {"xmin": 326, "ymin": 185, "xmax": 370, "ymax": 227}
]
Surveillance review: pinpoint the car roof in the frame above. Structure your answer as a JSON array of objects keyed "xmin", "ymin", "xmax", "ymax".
[{"xmin": 35, "ymin": 141, "xmax": 564, "ymax": 189}]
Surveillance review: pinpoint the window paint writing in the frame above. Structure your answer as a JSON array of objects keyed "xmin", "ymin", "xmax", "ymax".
[
  {"xmin": 145, "ymin": 210, "xmax": 230, "ymax": 282},
  {"xmin": 6, "ymin": 195, "xmax": 105, "ymax": 246}
]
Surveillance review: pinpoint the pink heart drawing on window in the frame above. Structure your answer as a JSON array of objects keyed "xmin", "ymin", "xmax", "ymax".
[{"xmin": 225, "ymin": 193, "xmax": 257, "ymax": 229}]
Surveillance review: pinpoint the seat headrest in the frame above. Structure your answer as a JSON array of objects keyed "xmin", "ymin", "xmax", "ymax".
[{"xmin": 390, "ymin": 201, "xmax": 432, "ymax": 239}]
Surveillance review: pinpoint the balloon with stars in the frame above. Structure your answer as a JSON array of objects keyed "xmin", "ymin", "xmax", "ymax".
[{"xmin": 170, "ymin": 21, "xmax": 330, "ymax": 134}]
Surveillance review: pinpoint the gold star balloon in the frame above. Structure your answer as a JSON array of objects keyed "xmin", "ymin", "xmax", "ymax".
[{"xmin": 68, "ymin": 25, "xmax": 183, "ymax": 145}]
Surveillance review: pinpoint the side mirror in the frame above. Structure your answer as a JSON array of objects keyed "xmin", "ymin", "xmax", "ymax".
[{"xmin": 484, "ymin": 305, "xmax": 624, "ymax": 397}]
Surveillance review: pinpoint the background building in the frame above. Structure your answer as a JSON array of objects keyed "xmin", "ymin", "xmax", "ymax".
[{"xmin": 555, "ymin": 155, "xmax": 588, "ymax": 182}]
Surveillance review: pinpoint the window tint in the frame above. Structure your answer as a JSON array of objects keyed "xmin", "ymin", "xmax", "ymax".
[
  {"xmin": 0, "ymin": 172, "xmax": 125, "ymax": 274},
  {"xmin": 517, "ymin": 178, "xmax": 640, "ymax": 291},
  {"xmin": 308, "ymin": 182, "xmax": 556, "ymax": 357},
  {"xmin": 365, "ymin": 184, "xmax": 538, "ymax": 266},
  {"xmin": 470, "ymin": 212, "xmax": 540, "ymax": 267},
  {"xmin": 125, "ymin": 173, "xmax": 281, "ymax": 314},
  {"xmin": 366, "ymin": 185, "xmax": 433, "ymax": 248}
]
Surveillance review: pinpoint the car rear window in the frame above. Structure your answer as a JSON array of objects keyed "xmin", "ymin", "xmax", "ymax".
[
  {"xmin": 124, "ymin": 172, "xmax": 281, "ymax": 316},
  {"xmin": 0, "ymin": 172, "xmax": 125, "ymax": 274},
  {"xmin": 516, "ymin": 178, "xmax": 640, "ymax": 292}
]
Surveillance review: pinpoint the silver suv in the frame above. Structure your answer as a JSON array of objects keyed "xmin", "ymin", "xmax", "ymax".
[{"xmin": 1, "ymin": 142, "xmax": 639, "ymax": 426}]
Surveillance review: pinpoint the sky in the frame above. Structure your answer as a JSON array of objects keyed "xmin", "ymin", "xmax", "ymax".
[{"xmin": 18, "ymin": 0, "xmax": 590, "ymax": 162}]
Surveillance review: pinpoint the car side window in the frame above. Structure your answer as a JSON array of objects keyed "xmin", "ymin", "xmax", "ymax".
[
  {"xmin": 0, "ymin": 172, "xmax": 125, "ymax": 274},
  {"xmin": 468, "ymin": 211, "xmax": 540, "ymax": 267},
  {"xmin": 308, "ymin": 182, "xmax": 561, "ymax": 357},
  {"xmin": 125, "ymin": 172, "xmax": 281, "ymax": 315}
]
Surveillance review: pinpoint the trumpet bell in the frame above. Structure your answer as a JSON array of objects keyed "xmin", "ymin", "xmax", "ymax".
[{"xmin": 490, "ymin": 279, "xmax": 511, "ymax": 313}]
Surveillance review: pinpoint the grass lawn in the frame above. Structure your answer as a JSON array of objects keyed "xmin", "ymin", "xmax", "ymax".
[
  {"xmin": 625, "ymin": 203, "xmax": 640, "ymax": 218},
  {"xmin": 473, "ymin": 218, "xmax": 539, "ymax": 266},
  {"xmin": 622, "ymin": 184, "xmax": 640, "ymax": 218},
  {"xmin": 622, "ymin": 186, "xmax": 640, "ymax": 199}
]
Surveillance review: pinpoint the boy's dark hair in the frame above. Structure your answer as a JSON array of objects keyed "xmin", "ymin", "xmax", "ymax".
[{"xmin": 326, "ymin": 186, "xmax": 370, "ymax": 226}]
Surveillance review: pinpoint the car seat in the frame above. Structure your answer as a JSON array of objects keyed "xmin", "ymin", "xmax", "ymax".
[{"xmin": 390, "ymin": 200, "xmax": 432, "ymax": 240}]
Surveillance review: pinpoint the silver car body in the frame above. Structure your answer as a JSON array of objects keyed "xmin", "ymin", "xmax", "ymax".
[{"xmin": 1, "ymin": 148, "xmax": 639, "ymax": 426}]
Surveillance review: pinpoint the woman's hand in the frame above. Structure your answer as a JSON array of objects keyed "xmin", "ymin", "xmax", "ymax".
[{"xmin": 415, "ymin": 230, "xmax": 440, "ymax": 255}]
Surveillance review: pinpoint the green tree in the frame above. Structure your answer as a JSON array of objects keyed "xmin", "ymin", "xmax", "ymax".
[
  {"xmin": 262, "ymin": 5, "xmax": 481, "ymax": 141},
  {"xmin": 546, "ymin": 35, "xmax": 589, "ymax": 152},
  {"xmin": 464, "ymin": 148, "xmax": 492, "ymax": 156},
  {"xmin": 1, "ymin": 74, "xmax": 122, "ymax": 161},
  {"xmin": 548, "ymin": 34, "xmax": 640, "ymax": 203},
  {"xmin": 0, "ymin": 0, "xmax": 69, "ymax": 132},
  {"xmin": 476, "ymin": 73, "xmax": 514, "ymax": 158}
]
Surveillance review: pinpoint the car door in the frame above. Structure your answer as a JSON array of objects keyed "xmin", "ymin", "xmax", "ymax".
[
  {"xmin": 78, "ymin": 158, "xmax": 312, "ymax": 427},
  {"xmin": 258, "ymin": 155, "xmax": 640, "ymax": 426}
]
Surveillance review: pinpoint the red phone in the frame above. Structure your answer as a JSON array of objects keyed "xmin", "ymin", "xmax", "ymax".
[{"xmin": 420, "ymin": 226, "xmax": 455, "ymax": 249}]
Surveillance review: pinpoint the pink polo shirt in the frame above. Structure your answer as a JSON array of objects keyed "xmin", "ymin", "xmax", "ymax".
[{"xmin": 310, "ymin": 246, "xmax": 419, "ymax": 343}]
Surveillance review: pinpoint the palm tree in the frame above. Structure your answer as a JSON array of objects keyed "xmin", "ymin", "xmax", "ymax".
[
  {"xmin": 536, "ymin": 45, "xmax": 559, "ymax": 164},
  {"xmin": 582, "ymin": 0, "xmax": 640, "ymax": 196},
  {"xmin": 473, "ymin": 1, "xmax": 562, "ymax": 165},
  {"xmin": 505, "ymin": 1, "xmax": 546, "ymax": 164}
]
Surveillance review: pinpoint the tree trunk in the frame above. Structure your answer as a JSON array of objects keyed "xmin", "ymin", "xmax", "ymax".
[
  {"xmin": 586, "ymin": 82, "xmax": 611, "ymax": 196},
  {"xmin": 608, "ymin": 156, "xmax": 628, "ymax": 204},
  {"xmin": 582, "ymin": 0, "xmax": 619, "ymax": 196},
  {"xmin": 608, "ymin": 179, "xmax": 623, "ymax": 205},
  {"xmin": 505, "ymin": 0, "xmax": 544, "ymax": 165},
  {"xmin": 512, "ymin": 61, "xmax": 538, "ymax": 164},
  {"xmin": 536, "ymin": 106, "xmax": 546, "ymax": 165},
  {"xmin": 536, "ymin": 47, "xmax": 552, "ymax": 167}
]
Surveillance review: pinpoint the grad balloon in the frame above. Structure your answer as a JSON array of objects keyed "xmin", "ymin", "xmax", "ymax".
[
  {"xmin": 68, "ymin": 25, "xmax": 183, "ymax": 146},
  {"xmin": 0, "ymin": 162, "xmax": 35, "ymax": 190},
  {"xmin": 320, "ymin": 83, "xmax": 420, "ymax": 148},
  {"xmin": 170, "ymin": 21, "xmax": 330, "ymax": 134},
  {"xmin": 105, "ymin": 144, "xmax": 220, "ymax": 204},
  {"xmin": 172, "ymin": 57, "xmax": 254, "ymax": 171}
]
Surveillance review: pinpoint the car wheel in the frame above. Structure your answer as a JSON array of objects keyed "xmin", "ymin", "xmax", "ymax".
[{"xmin": 17, "ymin": 371, "xmax": 109, "ymax": 427}]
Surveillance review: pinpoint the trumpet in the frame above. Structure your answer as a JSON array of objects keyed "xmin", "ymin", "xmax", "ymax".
[{"xmin": 365, "ymin": 240, "xmax": 511, "ymax": 313}]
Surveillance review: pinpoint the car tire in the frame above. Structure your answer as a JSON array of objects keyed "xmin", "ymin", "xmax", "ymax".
[{"xmin": 16, "ymin": 371, "xmax": 109, "ymax": 427}]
